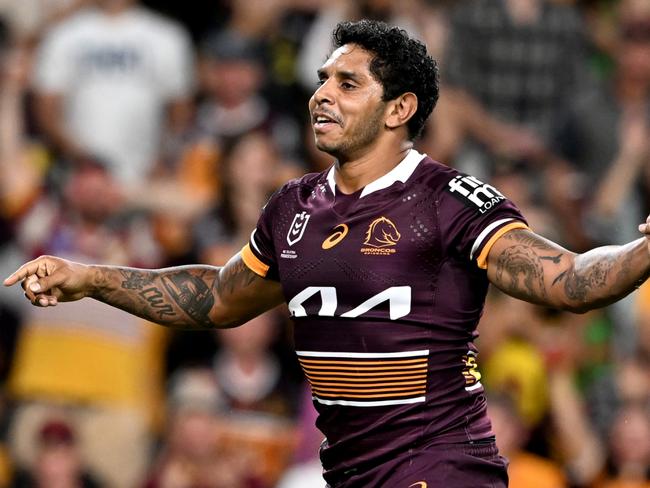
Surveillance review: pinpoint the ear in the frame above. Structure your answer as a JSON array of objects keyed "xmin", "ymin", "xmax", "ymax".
[{"xmin": 385, "ymin": 92, "xmax": 418, "ymax": 131}]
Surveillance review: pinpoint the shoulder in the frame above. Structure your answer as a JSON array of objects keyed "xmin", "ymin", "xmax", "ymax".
[
  {"xmin": 42, "ymin": 9, "xmax": 98, "ymax": 41},
  {"xmin": 411, "ymin": 155, "xmax": 468, "ymax": 194},
  {"xmin": 275, "ymin": 171, "xmax": 327, "ymax": 196}
]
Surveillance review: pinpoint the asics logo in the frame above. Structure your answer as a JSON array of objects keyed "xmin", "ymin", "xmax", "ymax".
[
  {"xmin": 408, "ymin": 482, "xmax": 427, "ymax": 488},
  {"xmin": 322, "ymin": 224, "xmax": 349, "ymax": 249}
]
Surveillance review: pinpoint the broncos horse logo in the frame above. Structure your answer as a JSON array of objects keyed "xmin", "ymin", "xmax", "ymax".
[{"xmin": 363, "ymin": 217, "xmax": 401, "ymax": 248}]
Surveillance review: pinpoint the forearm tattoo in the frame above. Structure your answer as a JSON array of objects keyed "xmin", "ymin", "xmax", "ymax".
[
  {"xmin": 551, "ymin": 256, "xmax": 614, "ymax": 302},
  {"xmin": 90, "ymin": 261, "xmax": 262, "ymax": 329},
  {"xmin": 90, "ymin": 267, "xmax": 215, "ymax": 328},
  {"xmin": 493, "ymin": 229, "xmax": 650, "ymax": 310}
]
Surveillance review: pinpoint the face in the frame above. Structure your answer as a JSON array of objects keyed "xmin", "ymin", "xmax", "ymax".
[
  {"xmin": 308, "ymin": 44, "xmax": 388, "ymax": 160},
  {"xmin": 619, "ymin": 30, "xmax": 650, "ymax": 83}
]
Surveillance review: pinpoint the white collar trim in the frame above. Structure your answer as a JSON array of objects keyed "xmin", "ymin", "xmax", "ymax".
[{"xmin": 325, "ymin": 149, "xmax": 425, "ymax": 198}]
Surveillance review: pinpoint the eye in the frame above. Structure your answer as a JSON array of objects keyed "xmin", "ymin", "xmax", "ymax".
[
  {"xmin": 341, "ymin": 82, "xmax": 355, "ymax": 89},
  {"xmin": 316, "ymin": 79, "xmax": 325, "ymax": 86}
]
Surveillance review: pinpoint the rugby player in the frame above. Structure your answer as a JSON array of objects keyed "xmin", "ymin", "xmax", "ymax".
[{"xmin": 6, "ymin": 20, "xmax": 650, "ymax": 488}]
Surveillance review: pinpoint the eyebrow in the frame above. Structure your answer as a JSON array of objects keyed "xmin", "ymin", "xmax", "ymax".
[{"xmin": 317, "ymin": 68, "xmax": 364, "ymax": 83}]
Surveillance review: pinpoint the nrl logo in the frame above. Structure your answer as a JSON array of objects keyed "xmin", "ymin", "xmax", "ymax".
[
  {"xmin": 287, "ymin": 211, "xmax": 310, "ymax": 246},
  {"xmin": 361, "ymin": 217, "xmax": 400, "ymax": 255}
]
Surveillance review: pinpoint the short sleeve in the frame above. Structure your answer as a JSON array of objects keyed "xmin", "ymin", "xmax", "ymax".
[
  {"xmin": 33, "ymin": 26, "xmax": 74, "ymax": 92},
  {"xmin": 441, "ymin": 173, "xmax": 529, "ymax": 269},
  {"xmin": 155, "ymin": 24, "xmax": 195, "ymax": 99},
  {"xmin": 240, "ymin": 191, "xmax": 281, "ymax": 280}
]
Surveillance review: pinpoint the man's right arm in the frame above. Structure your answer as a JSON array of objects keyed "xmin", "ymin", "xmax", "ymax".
[{"xmin": 4, "ymin": 253, "xmax": 285, "ymax": 329}]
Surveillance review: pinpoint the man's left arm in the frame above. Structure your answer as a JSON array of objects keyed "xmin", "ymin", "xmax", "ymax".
[{"xmin": 486, "ymin": 222, "xmax": 650, "ymax": 313}]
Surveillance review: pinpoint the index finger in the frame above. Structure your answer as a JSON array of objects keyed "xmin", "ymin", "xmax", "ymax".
[{"xmin": 4, "ymin": 260, "xmax": 44, "ymax": 287}]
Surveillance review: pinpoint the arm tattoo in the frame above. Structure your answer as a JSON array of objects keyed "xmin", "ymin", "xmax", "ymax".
[
  {"xmin": 91, "ymin": 261, "xmax": 271, "ymax": 329},
  {"xmin": 120, "ymin": 271, "xmax": 155, "ymax": 290},
  {"xmin": 492, "ymin": 229, "xmax": 650, "ymax": 311},
  {"xmin": 215, "ymin": 259, "xmax": 257, "ymax": 297},
  {"xmin": 540, "ymin": 253, "xmax": 563, "ymax": 264},
  {"xmin": 161, "ymin": 271, "xmax": 215, "ymax": 327},
  {"xmin": 552, "ymin": 253, "xmax": 617, "ymax": 302},
  {"xmin": 120, "ymin": 270, "xmax": 177, "ymax": 320},
  {"xmin": 495, "ymin": 245, "xmax": 547, "ymax": 299},
  {"xmin": 501, "ymin": 229, "xmax": 559, "ymax": 251},
  {"xmin": 138, "ymin": 287, "xmax": 176, "ymax": 319}
]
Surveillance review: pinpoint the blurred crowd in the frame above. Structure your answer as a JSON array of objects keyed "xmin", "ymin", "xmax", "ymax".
[{"xmin": 0, "ymin": 0, "xmax": 648, "ymax": 486}]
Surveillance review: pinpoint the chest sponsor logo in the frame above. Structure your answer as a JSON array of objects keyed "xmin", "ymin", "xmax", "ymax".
[
  {"xmin": 288, "ymin": 286, "xmax": 411, "ymax": 320},
  {"xmin": 361, "ymin": 217, "xmax": 400, "ymax": 255},
  {"xmin": 322, "ymin": 224, "xmax": 349, "ymax": 250},
  {"xmin": 287, "ymin": 211, "xmax": 310, "ymax": 246},
  {"xmin": 447, "ymin": 174, "xmax": 506, "ymax": 214}
]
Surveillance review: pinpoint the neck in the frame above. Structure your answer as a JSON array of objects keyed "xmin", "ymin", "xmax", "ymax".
[
  {"xmin": 102, "ymin": 2, "xmax": 133, "ymax": 16},
  {"xmin": 333, "ymin": 139, "xmax": 413, "ymax": 194}
]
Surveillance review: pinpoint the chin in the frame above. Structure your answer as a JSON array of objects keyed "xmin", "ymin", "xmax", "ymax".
[{"xmin": 315, "ymin": 140, "xmax": 339, "ymax": 157}]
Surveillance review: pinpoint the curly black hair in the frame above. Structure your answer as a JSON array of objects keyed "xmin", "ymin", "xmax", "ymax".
[{"xmin": 332, "ymin": 19, "xmax": 439, "ymax": 140}]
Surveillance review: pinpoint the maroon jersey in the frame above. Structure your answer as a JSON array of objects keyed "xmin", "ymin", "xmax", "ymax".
[{"xmin": 241, "ymin": 150, "xmax": 528, "ymax": 483}]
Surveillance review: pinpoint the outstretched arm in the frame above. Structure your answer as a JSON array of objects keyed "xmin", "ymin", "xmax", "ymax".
[
  {"xmin": 486, "ymin": 224, "xmax": 650, "ymax": 313},
  {"xmin": 3, "ymin": 253, "xmax": 284, "ymax": 329}
]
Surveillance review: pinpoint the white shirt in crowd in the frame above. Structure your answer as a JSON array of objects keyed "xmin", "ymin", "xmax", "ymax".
[{"xmin": 33, "ymin": 6, "xmax": 194, "ymax": 183}]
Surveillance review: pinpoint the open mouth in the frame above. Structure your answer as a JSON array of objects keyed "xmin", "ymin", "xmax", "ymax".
[{"xmin": 312, "ymin": 111, "xmax": 341, "ymax": 131}]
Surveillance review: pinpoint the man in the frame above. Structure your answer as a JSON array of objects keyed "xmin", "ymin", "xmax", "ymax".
[
  {"xmin": 32, "ymin": 0, "xmax": 194, "ymax": 184},
  {"xmin": 5, "ymin": 20, "xmax": 650, "ymax": 488}
]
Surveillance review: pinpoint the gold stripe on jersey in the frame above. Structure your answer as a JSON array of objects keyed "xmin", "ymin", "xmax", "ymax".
[
  {"xmin": 240, "ymin": 244, "xmax": 269, "ymax": 277},
  {"xmin": 476, "ymin": 222, "xmax": 530, "ymax": 270},
  {"xmin": 297, "ymin": 350, "xmax": 429, "ymax": 406}
]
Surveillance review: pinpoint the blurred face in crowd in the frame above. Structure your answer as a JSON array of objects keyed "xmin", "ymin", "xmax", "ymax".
[
  {"xmin": 309, "ymin": 44, "xmax": 389, "ymax": 161},
  {"xmin": 169, "ymin": 409, "xmax": 220, "ymax": 460},
  {"xmin": 63, "ymin": 165, "xmax": 122, "ymax": 222},
  {"xmin": 202, "ymin": 58, "xmax": 264, "ymax": 107},
  {"xmin": 216, "ymin": 312, "xmax": 276, "ymax": 357},
  {"xmin": 618, "ymin": 0, "xmax": 650, "ymax": 83},
  {"xmin": 609, "ymin": 403, "xmax": 650, "ymax": 468},
  {"xmin": 618, "ymin": 21, "xmax": 650, "ymax": 83}
]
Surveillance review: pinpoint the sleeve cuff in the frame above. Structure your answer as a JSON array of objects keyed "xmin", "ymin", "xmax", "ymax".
[
  {"xmin": 241, "ymin": 244, "xmax": 270, "ymax": 278},
  {"xmin": 476, "ymin": 221, "xmax": 530, "ymax": 270}
]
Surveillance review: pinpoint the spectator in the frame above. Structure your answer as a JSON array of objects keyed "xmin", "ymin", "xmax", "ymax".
[
  {"xmin": 144, "ymin": 368, "xmax": 261, "ymax": 488},
  {"xmin": 436, "ymin": 0, "xmax": 590, "ymax": 176},
  {"xmin": 597, "ymin": 402, "xmax": 650, "ymax": 488},
  {"xmin": 10, "ymin": 417, "xmax": 102, "ymax": 488},
  {"xmin": 8, "ymin": 163, "xmax": 166, "ymax": 487},
  {"xmin": 206, "ymin": 312, "xmax": 301, "ymax": 487},
  {"xmin": 195, "ymin": 132, "xmax": 300, "ymax": 266},
  {"xmin": 196, "ymin": 27, "xmax": 302, "ymax": 162},
  {"xmin": 488, "ymin": 394, "xmax": 567, "ymax": 488},
  {"xmin": 550, "ymin": 0, "xmax": 650, "ymax": 356},
  {"xmin": 31, "ymin": 0, "xmax": 194, "ymax": 185},
  {"xmin": 552, "ymin": 0, "xmax": 650, "ymax": 246}
]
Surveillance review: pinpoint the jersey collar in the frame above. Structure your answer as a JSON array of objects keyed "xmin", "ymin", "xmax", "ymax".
[{"xmin": 326, "ymin": 149, "xmax": 425, "ymax": 198}]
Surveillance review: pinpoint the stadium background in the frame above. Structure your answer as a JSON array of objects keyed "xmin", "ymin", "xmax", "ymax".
[{"xmin": 0, "ymin": 0, "xmax": 649, "ymax": 486}]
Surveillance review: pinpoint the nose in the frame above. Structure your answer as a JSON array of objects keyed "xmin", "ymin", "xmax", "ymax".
[{"xmin": 312, "ymin": 78, "xmax": 334, "ymax": 106}]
